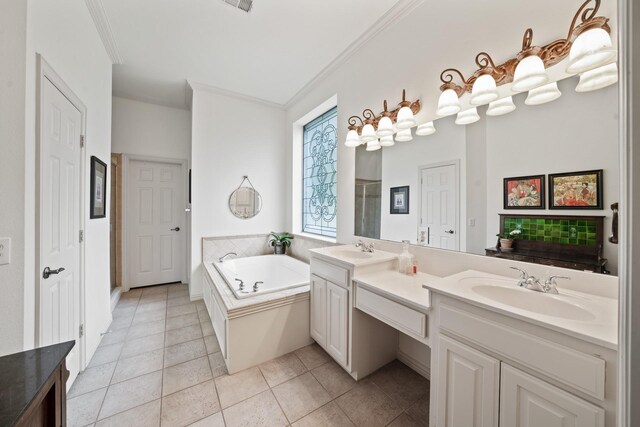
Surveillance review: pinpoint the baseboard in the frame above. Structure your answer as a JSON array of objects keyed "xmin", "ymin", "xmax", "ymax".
[
  {"xmin": 398, "ymin": 349, "xmax": 431, "ymax": 380},
  {"xmin": 190, "ymin": 292, "xmax": 203, "ymax": 301},
  {"xmin": 110, "ymin": 287, "xmax": 122, "ymax": 312}
]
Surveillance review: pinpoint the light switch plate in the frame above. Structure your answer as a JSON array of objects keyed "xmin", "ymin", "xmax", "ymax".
[{"xmin": 0, "ymin": 237, "xmax": 11, "ymax": 265}]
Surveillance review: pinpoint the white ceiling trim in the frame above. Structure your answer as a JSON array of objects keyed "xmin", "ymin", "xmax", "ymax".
[
  {"xmin": 85, "ymin": 0, "xmax": 123, "ymax": 65},
  {"xmin": 188, "ymin": 80, "xmax": 286, "ymax": 110},
  {"xmin": 283, "ymin": 0, "xmax": 425, "ymax": 110}
]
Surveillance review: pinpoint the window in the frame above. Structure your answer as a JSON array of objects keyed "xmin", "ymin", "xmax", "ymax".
[{"xmin": 302, "ymin": 106, "xmax": 338, "ymax": 238}]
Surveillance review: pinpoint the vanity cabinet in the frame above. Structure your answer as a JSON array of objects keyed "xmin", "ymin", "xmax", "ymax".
[{"xmin": 310, "ymin": 275, "xmax": 327, "ymax": 348}]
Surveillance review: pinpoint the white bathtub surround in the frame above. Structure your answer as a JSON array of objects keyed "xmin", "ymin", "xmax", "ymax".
[{"xmin": 287, "ymin": 233, "xmax": 338, "ymax": 263}]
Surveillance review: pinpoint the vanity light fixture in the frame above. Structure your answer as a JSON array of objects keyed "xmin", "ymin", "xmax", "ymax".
[
  {"xmin": 455, "ymin": 108, "xmax": 480, "ymax": 125},
  {"xmin": 395, "ymin": 128, "xmax": 413, "ymax": 142},
  {"xmin": 345, "ymin": 129, "xmax": 361, "ymax": 148},
  {"xmin": 366, "ymin": 139, "xmax": 381, "ymax": 151},
  {"xmin": 360, "ymin": 122, "xmax": 377, "ymax": 143},
  {"xmin": 379, "ymin": 135, "xmax": 395, "ymax": 147},
  {"xmin": 376, "ymin": 101, "xmax": 395, "ymax": 137},
  {"xmin": 415, "ymin": 121, "xmax": 436, "ymax": 136},
  {"xmin": 525, "ymin": 82, "xmax": 562, "ymax": 105},
  {"xmin": 486, "ymin": 96, "xmax": 517, "ymax": 116},
  {"xmin": 436, "ymin": 0, "xmax": 616, "ymax": 115},
  {"xmin": 575, "ymin": 62, "xmax": 618, "ymax": 92}
]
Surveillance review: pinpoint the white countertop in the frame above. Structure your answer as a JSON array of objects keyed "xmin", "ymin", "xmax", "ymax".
[
  {"xmin": 309, "ymin": 245, "xmax": 399, "ymax": 268},
  {"xmin": 353, "ymin": 270, "xmax": 439, "ymax": 312},
  {"xmin": 423, "ymin": 270, "xmax": 618, "ymax": 350}
]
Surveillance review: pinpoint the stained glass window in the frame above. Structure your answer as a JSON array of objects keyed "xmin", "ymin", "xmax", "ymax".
[{"xmin": 302, "ymin": 107, "xmax": 338, "ymax": 238}]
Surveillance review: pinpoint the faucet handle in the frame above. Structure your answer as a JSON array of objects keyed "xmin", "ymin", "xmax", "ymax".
[
  {"xmin": 253, "ymin": 281, "xmax": 263, "ymax": 292},
  {"xmin": 235, "ymin": 278, "xmax": 244, "ymax": 290},
  {"xmin": 510, "ymin": 266, "xmax": 529, "ymax": 279},
  {"xmin": 545, "ymin": 275, "xmax": 571, "ymax": 285},
  {"xmin": 355, "ymin": 239, "xmax": 363, "ymax": 247}
]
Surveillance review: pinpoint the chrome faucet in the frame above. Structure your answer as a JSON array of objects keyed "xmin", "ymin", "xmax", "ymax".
[
  {"xmin": 543, "ymin": 275, "xmax": 570, "ymax": 294},
  {"xmin": 510, "ymin": 267, "xmax": 570, "ymax": 294},
  {"xmin": 355, "ymin": 239, "xmax": 375, "ymax": 253},
  {"xmin": 235, "ymin": 278, "xmax": 245, "ymax": 291},
  {"xmin": 219, "ymin": 252, "xmax": 237, "ymax": 262},
  {"xmin": 253, "ymin": 281, "xmax": 263, "ymax": 292}
]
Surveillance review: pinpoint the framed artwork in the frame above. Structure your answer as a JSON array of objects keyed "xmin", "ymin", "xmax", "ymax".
[
  {"xmin": 390, "ymin": 186, "xmax": 410, "ymax": 214},
  {"xmin": 549, "ymin": 169, "xmax": 603, "ymax": 209},
  {"xmin": 90, "ymin": 156, "xmax": 107, "ymax": 219},
  {"xmin": 503, "ymin": 175, "xmax": 545, "ymax": 209}
]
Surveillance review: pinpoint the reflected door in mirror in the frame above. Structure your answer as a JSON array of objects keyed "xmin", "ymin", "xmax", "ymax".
[{"xmin": 420, "ymin": 164, "xmax": 459, "ymax": 250}]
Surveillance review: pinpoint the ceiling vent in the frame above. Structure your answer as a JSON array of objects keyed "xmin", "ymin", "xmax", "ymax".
[{"xmin": 223, "ymin": 0, "xmax": 253, "ymax": 13}]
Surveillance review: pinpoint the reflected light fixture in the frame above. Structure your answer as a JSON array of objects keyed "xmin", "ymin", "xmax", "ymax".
[
  {"xmin": 470, "ymin": 73, "xmax": 499, "ymax": 105},
  {"xmin": 525, "ymin": 82, "xmax": 562, "ymax": 105},
  {"xmin": 395, "ymin": 90, "xmax": 417, "ymax": 129},
  {"xmin": 344, "ymin": 129, "xmax": 361, "ymax": 148},
  {"xmin": 575, "ymin": 62, "xmax": 618, "ymax": 92},
  {"xmin": 376, "ymin": 101, "xmax": 395, "ymax": 137},
  {"xmin": 415, "ymin": 121, "xmax": 436, "ymax": 136},
  {"xmin": 395, "ymin": 129, "xmax": 413, "ymax": 142},
  {"xmin": 486, "ymin": 97, "xmax": 516, "ymax": 116},
  {"xmin": 379, "ymin": 135, "xmax": 395, "ymax": 147},
  {"xmin": 455, "ymin": 108, "xmax": 480, "ymax": 125},
  {"xmin": 366, "ymin": 139, "xmax": 381, "ymax": 151},
  {"xmin": 360, "ymin": 123, "xmax": 377, "ymax": 143}
]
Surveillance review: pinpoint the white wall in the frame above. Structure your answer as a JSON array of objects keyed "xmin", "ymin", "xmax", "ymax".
[
  {"xmin": 190, "ymin": 86, "xmax": 287, "ymax": 298},
  {"xmin": 112, "ymin": 97, "xmax": 191, "ymax": 161},
  {"xmin": 0, "ymin": 0, "xmax": 113, "ymax": 359},
  {"xmin": 0, "ymin": 0, "xmax": 28, "ymax": 356}
]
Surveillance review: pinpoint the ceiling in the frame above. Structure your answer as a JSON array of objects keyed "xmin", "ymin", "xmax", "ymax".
[{"xmin": 102, "ymin": 0, "xmax": 406, "ymax": 109}]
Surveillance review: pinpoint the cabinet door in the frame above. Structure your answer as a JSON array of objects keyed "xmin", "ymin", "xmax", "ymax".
[
  {"xmin": 436, "ymin": 335, "xmax": 499, "ymax": 427},
  {"xmin": 310, "ymin": 275, "xmax": 327, "ymax": 348},
  {"xmin": 326, "ymin": 281, "xmax": 348, "ymax": 367},
  {"xmin": 500, "ymin": 364, "xmax": 605, "ymax": 427}
]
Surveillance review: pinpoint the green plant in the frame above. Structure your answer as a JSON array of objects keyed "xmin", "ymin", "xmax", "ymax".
[
  {"xmin": 269, "ymin": 232, "xmax": 294, "ymax": 248},
  {"xmin": 497, "ymin": 229, "xmax": 522, "ymax": 240}
]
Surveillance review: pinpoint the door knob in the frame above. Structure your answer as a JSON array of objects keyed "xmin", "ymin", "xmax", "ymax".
[
  {"xmin": 43, "ymin": 267, "xmax": 65, "ymax": 279},
  {"xmin": 170, "ymin": 227, "xmax": 180, "ymax": 231},
  {"xmin": 445, "ymin": 230, "xmax": 455, "ymax": 234}
]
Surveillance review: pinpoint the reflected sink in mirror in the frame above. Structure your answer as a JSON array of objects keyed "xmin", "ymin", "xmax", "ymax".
[
  {"xmin": 329, "ymin": 249, "xmax": 374, "ymax": 260},
  {"xmin": 462, "ymin": 278, "xmax": 596, "ymax": 321}
]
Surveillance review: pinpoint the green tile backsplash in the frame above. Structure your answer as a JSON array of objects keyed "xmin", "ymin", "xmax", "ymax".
[{"xmin": 503, "ymin": 217, "xmax": 597, "ymax": 246}]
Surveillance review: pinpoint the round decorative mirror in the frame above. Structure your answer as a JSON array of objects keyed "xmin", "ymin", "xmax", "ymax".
[{"xmin": 229, "ymin": 176, "xmax": 262, "ymax": 219}]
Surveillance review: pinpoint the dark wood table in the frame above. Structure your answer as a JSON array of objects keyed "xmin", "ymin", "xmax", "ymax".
[{"xmin": 0, "ymin": 341, "xmax": 75, "ymax": 427}]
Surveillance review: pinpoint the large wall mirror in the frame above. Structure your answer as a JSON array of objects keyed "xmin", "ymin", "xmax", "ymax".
[{"xmin": 355, "ymin": 78, "xmax": 619, "ymax": 274}]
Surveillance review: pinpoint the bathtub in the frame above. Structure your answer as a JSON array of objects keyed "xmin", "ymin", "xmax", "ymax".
[{"xmin": 213, "ymin": 255, "xmax": 310, "ymax": 299}]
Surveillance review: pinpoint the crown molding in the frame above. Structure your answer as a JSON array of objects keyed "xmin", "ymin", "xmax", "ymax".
[
  {"xmin": 283, "ymin": 0, "xmax": 424, "ymax": 110},
  {"xmin": 85, "ymin": 0, "xmax": 123, "ymax": 65},
  {"xmin": 188, "ymin": 80, "xmax": 286, "ymax": 110}
]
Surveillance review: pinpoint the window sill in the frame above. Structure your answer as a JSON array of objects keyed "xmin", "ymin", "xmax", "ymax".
[{"xmin": 294, "ymin": 232, "xmax": 337, "ymax": 244}]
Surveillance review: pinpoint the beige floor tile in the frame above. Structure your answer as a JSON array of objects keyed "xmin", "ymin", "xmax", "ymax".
[
  {"xmin": 88, "ymin": 342, "xmax": 123, "ymax": 367},
  {"xmin": 369, "ymin": 361, "xmax": 429, "ymax": 410},
  {"xmin": 295, "ymin": 343, "xmax": 332, "ymax": 370},
  {"xmin": 67, "ymin": 387, "xmax": 107, "ymax": 427},
  {"xmin": 136, "ymin": 300, "xmax": 167, "ymax": 313},
  {"xmin": 198, "ymin": 309, "xmax": 211, "ymax": 324},
  {"xmin": 95, "ymin": 399, "xmax": 161, "ymax": 427},
  {"xmin": 167, "ymin": 295, "xmax": 191, "ymax": 307},
  {"xmin": 405, "ymin": 392, "xmax": 430, "ymax": 426},
  {"xmin": 139, "ymin": 292, "xmax": 169, "ymax": 304},
  {"xmin": 335, "ymin": 379, "xmax": 403, "ymax": 427},
  {"xmin": 167, "ymin": 283, "xmax": 188, "ymax": 293},
  {"xmin": 259, "ymin": 353, "xmax": 307, "ymax": 387},
  {"xmin": 133, "ymin": 308, "xmax": 167, "ymax": 324},
  {"xmin": 113, "ymin": 306, "xmax": 137, "ymax": 318},
  {"xmin": 112, "ymin": 348, "xmax": 164, "ymax": 383},
  {"xmin": 387, "ymin": 413, "xmax": 422, "ymax": 427},
  {"xmin": 109, "ymin": 315, "xmax": 134, "ymax": 331},
  {"xmin": 215, "ymin": 366, "xmax": 269, "ymax": 409},
  {"xmin": 166, "ymin": 323, "xmax": 203, "ymax": 347},
  {"xmin": 195, "ymin": 300, "xmax": 207, "ymax": 312},
  {"xmin": 164, "ymin": 338, "xmax": 207, "ymax": 368},
  {"xmin": 163, "ymin": 356, "xmax": 213, "ymax": 396},
  {"xmin": 120, "ymin": 332, "xmax": 165, "ymax": 359},
  {"xmin": 188, "ymin": 411, "xmax": 225, "ymax": 427},
  {"xmin": 272, "ymin": 372, "xmax": 331, "ymax": 422},
  {"xmin": 204, "ymin": 335, "xmax": 221, "ymax": 354},
  {"xmin": 208, "ymin": 352, "xmax": 228, "ymax": 378},
  {"xmin": 166, "ymin": 312, "xmax": 200, "ymax": 331},
  {"xmin": 68, "ymin": 361, "xmax": 116, "ymax": 398},
  {"xmin": 292, "ymin": 401, "xmax": 355, "ymax": 427},
  {"xmin": 99, "ymin": 328, "xmax": 128, "ymax": 347},
  {"xmin": 200, "ymin": 319, "xmax": 215, "ymax": 337},
  {"xmin": 161, "ymin": 380, "xmax": 220, "ymax": 427},
  {"xmin": 142, "ymin": 286, "xmax": 169, "ymax": 296},
  {"xmin": 167, "ymin": 289, "xmax": 189, "ymax": 300},
  {"xmin": 99, "ymin": 371, "xmax": 162, "ymax": 420},
  {"xmin": 120, "ymin": 289, "xmax": 142, "ymax": 300},
  {"xmin": 222, "ymin": 390, "xmax": 288, "ymax": 427},
  {"xmin": 167, "ymin": 302, "xmax": 197, "ymax": 318},
  {"xmin": 126, "ymin": 318, "xmax": 166, "ymax": 341},
  {"xmin": 115, "ymin": 298, "xmax": 139, "ymax": 309},
  {"xmin": 311, "ymin": 361, "xmax": 356, "ymax": 398}
]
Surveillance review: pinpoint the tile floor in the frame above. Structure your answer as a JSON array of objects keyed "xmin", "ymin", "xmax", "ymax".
[{"xmin": 67, "ymin": 283, "xmax": 430, "ymax": 427}]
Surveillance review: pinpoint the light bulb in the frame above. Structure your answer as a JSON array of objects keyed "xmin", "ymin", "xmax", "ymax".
[
  {"xmin": 470, "ymin": 74, "xmax": 499, "ymax": 105},
  {"xmin": 512, "ymin": 55, "xmax": 548, "ymax": 92},
  {"xmin": 396, "ymin": 106, "xmax": 416, "ymax": 130},
  {"xmin": 379, "ymin": 135, "xmax": 395, "ymax": 147},
  {"xmin": 575, "ymin": 62, "xmax": 618, "ymax": 92},
  {"xmin": 486, "ymin": 97, "xmax": 516, "ymax": 116},
  {"xmin": 395, "ymin": 128, "xmax": 413, "ymax": 142},
  {"xmin": 360, "ymin": 123, "xmax": 377, "ymax": 143},
  {"xmin": 455, "ymin": 108, "xmax": 480, "ymax": 125},
  {"xmin": 567, "ymin": 28, "xmax": 617, "ymax": 74},
  {"xmin": 376, "ymin": 116, "xmax": 394, "ymax": 137},
  {"xmin": 436, "ymin": 89, "xmax": 460, "ymax": 116},
  {"xmin": 366, "ymin": 139, "xmax": 381, "ymax": 151},
  {"xmin": 415, "ymin": 121, "xmax": 436, "ymax": 136},
  {"xmin": 344, "ymin": 130, "xmax": 361, "ymax": 148},
  {"xmin": 525, "ymin": 82, "xmax": 562, "ymax": 105}
]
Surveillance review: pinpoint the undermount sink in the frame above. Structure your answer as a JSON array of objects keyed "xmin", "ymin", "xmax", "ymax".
[
  {"xmin": 330, "ymin": 249, "xmax": 374, "ymax": 260},
  {"xmin": 463, "ymin": 279, "xmax": 596, "ymax": 322}
]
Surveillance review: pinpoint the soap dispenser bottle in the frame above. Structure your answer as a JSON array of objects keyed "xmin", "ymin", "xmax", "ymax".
[{"xmin": 399, "ymin": 240, "xmax": 415, "ymax": 275}]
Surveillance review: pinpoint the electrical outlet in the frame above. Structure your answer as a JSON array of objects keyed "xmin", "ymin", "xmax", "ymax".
[
  {"xmin": 468, "ymin": 218, "xmax": 476, "ymax": 227},
  {"xmin": 0, "ymin": 238, "xmax": 11, "ymax": 265}
]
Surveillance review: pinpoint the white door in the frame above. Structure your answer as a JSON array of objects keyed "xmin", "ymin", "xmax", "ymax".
[
  {"xmin": 500, "ymin": 364, "xmax": 605, "ymax": 427},
  {"xmin": 326, "ymin": 281, "xmax": 348, "ymax": 367},
  {"xmin": 310, "ymin": 275, "xmax": 327, "ymax": 348},
  {"xmin": 420, "ymin": 164, "xmax": 459, "ymax": 250},
  {"xmin": 39, "ymin": 77, "xmax": 83, "ymax": 385},
  {"xmin": 126, "ymin": 159, "xmax": 185, "ymax": 288},
  {"xmin": 436, "ymin": 335, "xmax": 499, "ymax": 427}
]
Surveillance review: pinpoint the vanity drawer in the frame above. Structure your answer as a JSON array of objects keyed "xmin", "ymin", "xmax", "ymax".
[
  {"xmin": 356, "ymin": 286, "xmax": 427, "ymax": 339},
  {"xmin": 439, "ymin": 304, "xmax": 605, "ymax": 400},
  {"xmin": 311, "ymin": 258, "xmax": 349, "ymax": 288}
]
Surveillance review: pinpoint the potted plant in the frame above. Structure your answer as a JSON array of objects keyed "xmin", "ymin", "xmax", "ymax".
[
  {"xmin": 269, "ymin": 232, "xmax": 294, "ymax": 255},
  {"xmin": 497, "ymin": 229, "xmax": 522, "ymax": 251}
]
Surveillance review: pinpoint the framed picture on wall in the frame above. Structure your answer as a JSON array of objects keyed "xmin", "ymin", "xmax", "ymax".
[
  {"xmin": 390, "ymin": 186, "xmax": 410, "ymax": 214},
  {"xmin": 549, "ymin": 169, "xmax": 603, "ymax": 209},
  {"xmin": 90, "ymin": 156, "xmax": 107, "ymax": 219},
  {"xmin": 503, "ymin": 175, "xmax": 545, "ymax": 209}
]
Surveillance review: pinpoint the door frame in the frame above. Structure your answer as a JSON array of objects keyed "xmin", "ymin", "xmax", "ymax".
[
  {"xmin": 35, "ymin": 54, "xmax": 87, "ymax": 368},
  {"xmin": 418, "ymin": 159, "xmax": 461, "ymax": 250},
  {"xmin": 121, "ymin": 154, "xmax": 189, "ymax": 291}
]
